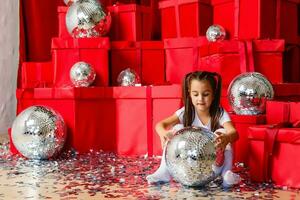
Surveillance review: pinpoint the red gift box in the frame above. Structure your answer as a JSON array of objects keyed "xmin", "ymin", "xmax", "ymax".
[
  {"xmin": 159, "ymin": 0, "xmax": 212, "ymax": 39},
  {"xmin": 273, "ymin": 83, "xmax": 300, "ymax": 101},
  {"xmin": 212, "ymin": 0, "xmax": 300, "ymax": 44},
  {"xmin": 57, "ymin": 6, "xmax": 70, "ymax": 38},
  {"xmin": 110, "ymin": 41, "xmax": 165, "ymax": 85},
  {"xmin": 164, "ymin": 37, "xmax": 209, "ymax": 84},
  {"xmin": 283, "ymin": 44, "xmax": 300, "ymax": 82},
  {"xmin": 107, "ymin": 4, "xmax": 152, "ymax": 41},
  {"xmin": 16, "ymin": 87, "xmax": 116, "ymax": 153},
  {"xmin": 21, "ymin": 62, "xmax": 53, "ymax": 88},
  {"xmin": 199, "ymin": 40, "xmax": 285, "ymax": 85},
  {"xmin": 151, "ymin": 84, "xmax": 182, "ymax": 155},
  {"xmin": 51, "ymin": 37, "xmax": 110, "ymax": 87},
  {"xmin": 248, "ymin": 125, "xmax": 300, "ymax": 187},
  {"xmin": 230, "ymin": 114, "xmax": 266, "ymax": 165},
  {"xmin": 266, "ymin": 101, "xmax": 300, "ymax": 124}
]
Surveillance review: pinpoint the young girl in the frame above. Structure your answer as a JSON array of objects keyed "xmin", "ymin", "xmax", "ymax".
[{"xmin": 146, "ymin": 71, "xmax": 241, "ymax": 187}]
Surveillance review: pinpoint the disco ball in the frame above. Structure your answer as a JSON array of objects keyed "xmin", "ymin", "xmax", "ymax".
[
  {"xmin": 165, "ymin": 127, "xmax": 216, "ymax": 187},
  {"xmin": 206, "ymin": 24, "xmax": 226, "ymax": 42},
  {"xmin": 117, "ymin": 68, "xmax": 141, "ymax": 86},
  {"xmin": 70, "ymin": 61, "xmax": 96, "ymax": 87},
  {"xmin": 228, "ymin": 72, "xmax": 274, "ymax": 115},
  {"xmin": 11, "ymin": 106, "xmax": 67, "ymax": 160},
  {"xmin": 66, "ymin": 0, "xmax": 111, "ymax": 38}
]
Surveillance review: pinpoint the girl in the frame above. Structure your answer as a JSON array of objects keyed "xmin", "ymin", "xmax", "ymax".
[{"xmin": 146, "ymin": 71, "xmax": 241, "ymax": 187}]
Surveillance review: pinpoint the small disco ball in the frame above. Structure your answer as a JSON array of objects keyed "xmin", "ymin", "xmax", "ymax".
[
  {"xmin": 206, "ymin": 24, "xmax": 226, "ymax": 42},
  {"xmin": 228, "ymin": 72, "xmax": 274, "ymax": 115},
  {"xmin": 117, "ymin": 68, "xmax": 141, "ymax": 86},
  {"xmin": 165, "ymin": 127, "xmax": 216, "ymax": 187},
  {"xmin": 11, "ymin": 106, "xmax": 67, "ymax": 160},
  {"xmin": 70, "ymin": 61, "xmax": 96, "ymax": 87},
  {"xmin": 66, "ymin": 0, "xmax": 111, "ymax": 38}
]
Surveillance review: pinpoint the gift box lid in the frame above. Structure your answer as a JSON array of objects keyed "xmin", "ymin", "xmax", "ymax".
[
  {"xmin": 248, "ymin": 125, "xmax": 300, "ymax": 144},
  {"xmin": 229, "ymin": 114, "xmax": 266, "ymax": 124},
  {"xmin": 51, "ymin": 37, "xmax": 110, "ymax": 49},
  {"xmin": 107, "ymin": 3, "xmax": 151, "ymax": 13},
  {"xmin": 17, "ymin": 88, "xmax": 113, "ymax": 99},
  {"xmin": 164, "ymin": 37, "xmax": 208, "ymax": 49},
  {"xmin": 151, "ymin": 84, "xmax": 182, "ymax": 98},
  {"xmin": 112, "ymin": 86, "xmax": 148, "ymax": 98},
  {"xmin": 159, "ymin": 0, "xmax": 211, "ymax": 9},
  {"xmin": 111, "ymin": 41, "xmax": 164, "ymax": 50},
  {"xmin": 202, "ymin": 40, "xmax": 285, "ymax": 56}
]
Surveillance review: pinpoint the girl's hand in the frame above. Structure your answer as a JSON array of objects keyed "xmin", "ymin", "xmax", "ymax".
[
  {"xmin": 214, "ymin": 132, "xmax": 230, "ymax": 150},
  {"xmin": 159, "ymin": 130, "xmax": 174, "ymax": 148}
]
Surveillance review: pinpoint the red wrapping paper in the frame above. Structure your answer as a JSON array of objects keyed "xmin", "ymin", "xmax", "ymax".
[{"xmin": 159, "ymin": 0, "xmax": 212, "ymax": 38}]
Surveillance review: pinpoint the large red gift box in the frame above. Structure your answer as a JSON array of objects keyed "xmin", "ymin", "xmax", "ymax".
[
  {"xmin": 229, "ymin": 114, "xmax": 266, "ymax": 165},
  {"xmin": 248, "ymin": 125, "xmax": 300, "ymax": 187},
  {"xmin": 57, "ymin": 6, "xmax": 69, "ymax": 38},
  {"xmin": 110, "ymin": 41, "xmax": 165, "ymax": 85},
  {"xmin": 107, "ymin": 4, "xmax": 152, "ymax": 41},
  {"xmin": 159, "ymin": 0, "xmax": 212, "ymax": 38},
  {"xmin": 199, "ymin": 40, "xmax": 285, "ymax": 85},
  {"xmin": 21, "ymin": 62, "xmax": 53, "ymax": 88},
  {"xmin": 151, "ymin": 85, "xmax": 182, "ymax": 155},
  {"xmin": 51, "ymin": 37, "xmax": 110, "ymax": 87},
  {"xmin": 16, "ymin": 87, "xmax": 116, "ymax": 153},
  {"xmin": 211, "ymin": 0, "xmax": 299, "ymax": 44},
  {"xmin": 164, "ymin": 37, "xmax": 209, "ymax": 84}
]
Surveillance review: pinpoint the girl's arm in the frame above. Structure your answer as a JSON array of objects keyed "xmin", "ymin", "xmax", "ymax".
[
  {"xmin": 215, "ymin": 121, "xmax": 238, "ymax": 150},
  {"xmin": 155, "ymin": 114, "xmax": 180, "ymax": 148}
]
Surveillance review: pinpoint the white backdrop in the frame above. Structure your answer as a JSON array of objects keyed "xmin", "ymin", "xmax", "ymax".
[{"xmin": 0, "ymin": 0, "xmax": 19, "ymax": 134}]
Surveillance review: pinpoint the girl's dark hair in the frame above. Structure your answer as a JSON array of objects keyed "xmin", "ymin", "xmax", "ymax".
[{"xmin": 182, "ymin": 71, "xmax": 223, "ymax": 132}]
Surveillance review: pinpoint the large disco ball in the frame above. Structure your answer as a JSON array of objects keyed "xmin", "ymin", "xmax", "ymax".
[
  {"xmin": 70, "ymin": 61, "xmax": 96, "ymax": 87},
  {"xmin": 228, "ymin": 72, "xmax": 274, "ymax": 115},
  {"xmin": 66, "ymin": 0, "xmax": 111, "ymax": 38},
  {"xmin": 11, "ymin": 106, "xmax": 67, "ymax": 160},
  {"xmin": 165, "ymin": 127, "xmax": 216, "ymax": 187},
  {"xmin": 206, "ymin": 24, "xmax": 226, "ymax": 42},
  {"xmin": 117, "ymin": 68, "xmax": 141, "ymax": 86}
]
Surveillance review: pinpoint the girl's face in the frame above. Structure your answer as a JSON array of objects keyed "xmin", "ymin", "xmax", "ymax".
[{"xmin": 189, "ymin": 79, "xmax": 214, "ymax": 113}]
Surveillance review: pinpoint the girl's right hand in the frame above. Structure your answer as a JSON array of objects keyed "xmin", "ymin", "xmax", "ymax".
[{"xmin": 159, "ymin": 130, "xmax": 174, "ymax": 148}]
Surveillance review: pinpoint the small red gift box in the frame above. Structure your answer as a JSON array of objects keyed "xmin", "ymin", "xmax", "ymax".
[
  {"xmin": 107, "ymin": 4, "xmax": 152, "ymax": 41},
  {"xmin": 159, "ymin": 0, "xmax": 212, "ymax": 39},
  {"xmin": 51, "ymin": 37, "xmax": 110, "ymax": 87},
  {"xmin": 266, "ymin": 101, "xmax": 300, "ymax": 124},
  {"xmin": 110, "ymin": 41, "xmax": 165, "ymax": 85},
  {"xmin": 199, "ymin": 40, "xmax": 285, "ymax": 85},
  {"xmin": 164, "ymin": 37, "xmax": 209, "ymax": 84},
  {"xmin": 16, "ymin": 87, "xmax": 116, "ymax": 153},
  {"xmin": 212, "ymin": 0, "xmax": 300, "ymax": 44},
  {"xmin": 21, "ymin": 62, "xmax": 53, "ymax": 88},
  {"xmin": 248, "ymin": 125, "xmax": 300, "ymax": 188},
  {"xmin": 229, "ymin": 114, "xmax": 266, "ymax": 165},
  {"xmin": 57, "ymin": 6, "xmax": 70, "ymax": 38},
  {"xmin": 283, "ymin": 44, "xmax": 300, "ymax": 82}
]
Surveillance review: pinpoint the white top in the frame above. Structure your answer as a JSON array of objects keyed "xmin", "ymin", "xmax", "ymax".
[{"xmin": 175, "ymin": 107, "xmax": 231, "ymax": 131}]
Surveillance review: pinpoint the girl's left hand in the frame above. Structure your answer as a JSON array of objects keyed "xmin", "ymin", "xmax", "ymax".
[{"xmin": 214, "ymin": 133, "xmax": 229, "ymax": 150}]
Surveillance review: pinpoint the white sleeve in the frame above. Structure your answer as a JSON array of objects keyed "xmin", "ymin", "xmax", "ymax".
[
  {"xmin": 175, "ymin": 107, "xmax": 185, "ymax": 124},
  {"xmin": 219, "ymin": 109, "xmax": 231, "ymax": 126}
]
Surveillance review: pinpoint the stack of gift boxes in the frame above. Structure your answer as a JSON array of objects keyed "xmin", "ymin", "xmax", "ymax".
[{"xmin": 13, "ymin": 0, "xmax": 300, "ymax": 187}]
